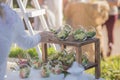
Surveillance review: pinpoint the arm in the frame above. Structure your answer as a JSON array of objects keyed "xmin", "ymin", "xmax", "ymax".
[
  {"xmin": 107, "ymin": 0, "xmax": 120, "ymax": 6},
  {"xmin": 13, "ymin": 13, "xmax": 41, "ymax": 50},
  {"xmin": 13, "ymin": 13, "xmax": 53, "ymax": 49},
  {"xmin": 38, "ymin": 0, "xmax": 44, "ymax": 5}
]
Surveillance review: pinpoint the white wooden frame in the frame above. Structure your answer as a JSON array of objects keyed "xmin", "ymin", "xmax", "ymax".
[{"xmin": 7, "ymin": 0, "xmax": 59, "ymax": 59}]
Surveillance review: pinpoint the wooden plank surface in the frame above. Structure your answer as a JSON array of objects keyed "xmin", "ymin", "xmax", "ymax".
[{"xmin": 42, "ymin": 32, "xmax": 99, "ymax": 47}]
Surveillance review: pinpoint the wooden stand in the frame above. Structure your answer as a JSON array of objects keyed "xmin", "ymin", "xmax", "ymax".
[{"xmin": 41, "ymin": 36, "xmax": 100, "ymax": 79}]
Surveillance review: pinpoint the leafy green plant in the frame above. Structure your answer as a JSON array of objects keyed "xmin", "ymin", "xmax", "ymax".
[
  {"xmin": 9, "ymin": 47, "xmax": 120, "ymax": 80},
  {"xmin": 9, "ymin": 47, "xmax": 26, "ymax": 58},
  {"xmin": 26, "ymin": 48, "xmax": 38, "ymax": 58},
  {"xmin": 86, "ymin": 56, "xmax": 120, "ymax": 80},
  {"xmin": 47, "ymin": 47, "xmax": 57, "ymax": 56},
  {"xmin": 101, "ymin": 56, "xmax": 120, "ymax": 80},
  {"xmin": 9, "ymin": 46, "xmax": 56, "ymax": 58}
]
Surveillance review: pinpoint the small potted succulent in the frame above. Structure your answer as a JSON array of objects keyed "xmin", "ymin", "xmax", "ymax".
[
  {"xmin": 73, "ymin": 27, "xmax": 87, "ymax": 41},
  {"xmin": 54, "ymin": 24, "xmax": 72, "ymax": 40},
  {"xmin": 40, "ymin": 66, "xmax": 50, "ymax": 78},
  {"xmin": 51, "ymin": 61, "xmax": 63, "ymax": 75},
  {"xmin": 54, "ymin": 63, "xmax": 63, "ymax": 74},
  {"xmin": 32, "ymin": 57, "xmax": 42, "ymax": 69},
  {"xmin": 86, "ymin": 27, "xmax": 96, "ymax": 38},
  {"xmin": 63, "ymin": 24, "xmax": 72, "ymax": 34},
  {"xmin": 16, "ymin": 54, "xmax": 31, "ymax": 79},
  {"xmin": 82, "ymin": 53, "xmax": 89, "ymax": 66},
  {"xmin": 19, "ymin": 64, "xmax": 30, "ymax": 79}
]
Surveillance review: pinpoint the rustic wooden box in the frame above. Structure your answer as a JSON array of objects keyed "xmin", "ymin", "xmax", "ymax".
[{"xmin": 41, "ymin": 35, "xmax": 100, "ymax": 79}]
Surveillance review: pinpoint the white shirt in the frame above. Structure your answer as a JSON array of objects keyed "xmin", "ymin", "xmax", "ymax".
[
  {"xmin": 0, "ymin": 3, "xmax": 41, "ymax": 58},
  {"xmin": 45, "ymin": 0, "xmax": 63, "ymax": 27},
  {"xmin": 109, "ymin": 6, "xmax": 118, "ymax": 15},
  {"xmin": 0, "ymin": 3, "xmax": 41, "ymax": 80}
]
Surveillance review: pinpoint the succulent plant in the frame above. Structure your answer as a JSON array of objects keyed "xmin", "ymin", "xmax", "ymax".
[
  {"xmin": 19, "ymin": 64, "xmax": 30, "ymax": 79},
  {"xmin": 63, "ymin": 24, "xmax": 72, "ymax": 34},
  {"xmin": 86, "ymin": 31, "xmax": 96, "ymax": 38},
  {"xmin": 54, "ymin": 64, "xmax": 63, "ymax": 74},
  {"xmin": 82, "ymin": 54, "xmax": 89, "ymax": 66},
  {"xmin": 48, "ymin": 50, "xmax": 75, "ymax": 71},
  {"xmin": 56, "ymin": 30, "xmax": 68, "ymax": 40},
  {"xmin": 32, "ymin": 57, "xmax": 42, "ymax": 69},
  {"xmin": 41, "ymin": 66, "xmax": 50, "ymax": 78},
  {"xmin": 51, "ymin": 24, "xmax": 72, "ymax": 40},
  {"xmin": 74, "ymin": 32, "xmax": 87, "ymax": 41},
  {"xmin": 73, "ymin": 28, "xmax": 87, "ymax": 41},
  {"xmin": 86, "ymin": 27, "xmax": 96, "ymax": 38}
]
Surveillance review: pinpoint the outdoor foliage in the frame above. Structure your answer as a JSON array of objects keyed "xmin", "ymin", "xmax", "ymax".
[
  {"xmin": 86, "ymin": 56, "xmax": 120, "ymax": 80},
  {"xmin": 9, "ymin": 47, "xmax": 120, "ymax": 80},
  {"xmin": 13, "ymin": 0, "xmax": 33, "ymax": 8},
  {"xmin": 9, "ymin": 46, "xmax": 56, "ymax": 58},
  {"xmin": 101, "ymin": 56, "xmax": 120, "ymax": 80},
  {"xmin": 9, "ymin": 47, "xmax": 27, "ymax": 58}
]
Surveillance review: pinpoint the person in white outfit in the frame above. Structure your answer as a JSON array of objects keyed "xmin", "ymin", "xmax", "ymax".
[
  {"xmin": 102, "ymin": 0, "xmax": 120, "ymax": 57},
  {"xmin": 31, "ymin": 0, "xmax": 56, "ymax": 30},
  {"xmin": 0, "ymin": 0, "xmax": 51, "ymax": 80},
  {"xmin": 45, "ymin": 0, "xmax": 63, "ymax": 27},
  {"xmin": 32, "ymin": 0, "xmax": 63, "ymax": 30}
]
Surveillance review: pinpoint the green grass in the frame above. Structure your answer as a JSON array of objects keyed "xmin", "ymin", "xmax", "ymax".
[
  {"xmin": 86, "ymin": 56, "xmax": 120, "ymax": 80},
  {"xmin": 9, "ymin": 46, "xmax": 56, "ymax": 58},
  {"xmin": 101, "ymin": 56, "xmax": 120, "ymax": 80},
  {"xmin": 9, "ymin": 47, "xmax": 27, "ymax": 58}
]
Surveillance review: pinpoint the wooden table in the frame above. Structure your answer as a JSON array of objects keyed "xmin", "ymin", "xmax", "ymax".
[{"xmin": 41, "ymin": 36, "xmax": 100, "ymax": 79}]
